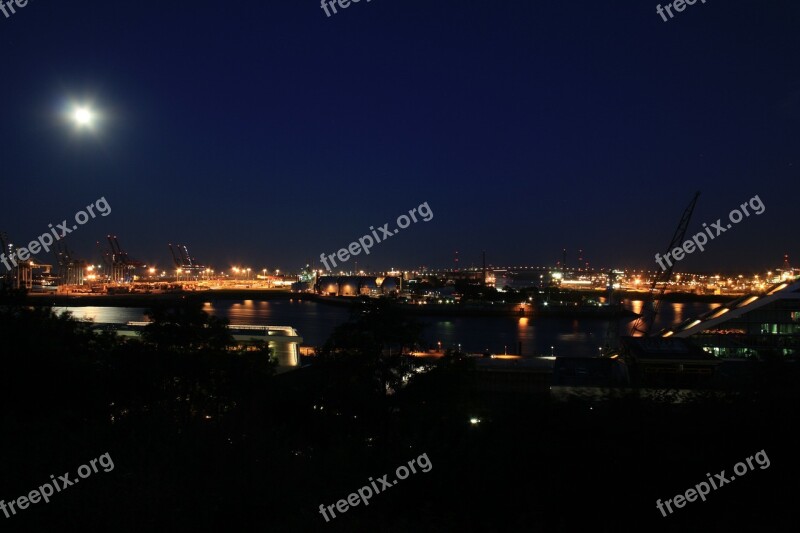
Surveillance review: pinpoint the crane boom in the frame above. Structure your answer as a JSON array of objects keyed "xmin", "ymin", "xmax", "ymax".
[
  {"xmin": 168, "ymin": 244, "xmax": 182, "ymax": 267},
  {"xmin": 182, "ymin": 245, "xmax": 194, "ymax": 267},
  {"xmin": 630, "ymin": 191, "xmax": 701, "ymax": 336}
]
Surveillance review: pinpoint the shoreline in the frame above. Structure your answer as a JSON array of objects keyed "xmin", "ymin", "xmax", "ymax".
[{"xmin": 23, "ymin": 289, "xmax": 731, "ymax": 319}]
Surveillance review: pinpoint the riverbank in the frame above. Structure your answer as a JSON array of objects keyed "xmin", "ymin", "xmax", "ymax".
[
  {"xmin": 26, "ymin": 289, "xmax": 301, "ymax": 308},
  {"xmin": 26, "ymin": 288, "xmax": 732, "ymax": 311}
]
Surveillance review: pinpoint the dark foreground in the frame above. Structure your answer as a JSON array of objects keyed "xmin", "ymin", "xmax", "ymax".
[{"xmin": 1, "ymin": 301, "xmax": 797, "ymax": 532}]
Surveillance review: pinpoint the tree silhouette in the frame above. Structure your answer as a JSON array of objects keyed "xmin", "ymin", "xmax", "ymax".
[
  {"xmin": 321, "ymin": 297, "xmax": 423, "ymax": 358},
  {"xmin": 141, "ymin": 301, "xmax": 234, "ymax": 352}
]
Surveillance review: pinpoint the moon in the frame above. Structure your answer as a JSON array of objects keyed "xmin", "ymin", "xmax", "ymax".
[{"xmin": 72, "ymin": 106, "xmax": 95, "ymax": 128}]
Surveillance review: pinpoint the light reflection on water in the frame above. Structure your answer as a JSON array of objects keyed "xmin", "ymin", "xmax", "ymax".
[
  {"xmin": 55, "ymin": 306, "xmax": 150, "ymax": 324},
  {"xmin": 55, "ymin": 299, "xmax": 717, "ymax": 358}
]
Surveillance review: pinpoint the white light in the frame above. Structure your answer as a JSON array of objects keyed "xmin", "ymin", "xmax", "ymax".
[{"xmin": 73, "ymin": 107, "xmax": 94, "ymax": 127}]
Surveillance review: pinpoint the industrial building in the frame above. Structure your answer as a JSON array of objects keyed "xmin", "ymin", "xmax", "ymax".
[
  {"xmin": 661, "ymin": 277, "xmax": 800, "ymax": 360},
  {"xmin": 316, "ymin": 275, "xmax": 400, "ymax": 297}
]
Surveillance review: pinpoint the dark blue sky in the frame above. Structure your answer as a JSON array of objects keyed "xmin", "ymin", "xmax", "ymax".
[{"xmin": 1, "ymin": 0, "xmax": 798, "ymax": 273}]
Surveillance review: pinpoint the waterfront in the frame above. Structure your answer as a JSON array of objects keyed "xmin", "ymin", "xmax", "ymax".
[{"xmin": 56, "ymin": 299, "xmax": 718, "ymax": 357}]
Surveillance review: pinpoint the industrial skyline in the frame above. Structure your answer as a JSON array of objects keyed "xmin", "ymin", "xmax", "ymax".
[
  {"xmin": 1, "ymin": 1, "xmax": 798, "ymax": 271},
  {"xmin": 3, "ymin": 2, "xmax": 800, "ymax": 529}
]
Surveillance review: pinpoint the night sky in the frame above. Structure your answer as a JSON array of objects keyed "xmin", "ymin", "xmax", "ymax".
[{"xmin": 1, "ymin": 0, "xmax": 798, "ymax": 273}]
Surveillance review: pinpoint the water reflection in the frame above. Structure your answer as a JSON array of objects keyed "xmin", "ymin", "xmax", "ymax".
[
  {"xmin": 55, "ymin": 299, "xmax": 716, "ymax": 358},
  {"xmin": 673, "ymin": 302, "xmax": 685, "ymax": 324},
  {"xmin": 55, "ymin": 306, "xmax": 149, "ymax": 323}
]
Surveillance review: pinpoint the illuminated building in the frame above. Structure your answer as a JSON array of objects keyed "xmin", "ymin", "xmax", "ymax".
[{"xmin": 660, "ymin": 277, "xmax": 800, "ymax": 360}]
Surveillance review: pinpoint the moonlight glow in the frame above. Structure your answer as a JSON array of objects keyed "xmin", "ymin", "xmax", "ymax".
[{"xmin": 72, "ymin": 107, "xmax": 95, "ymax": 128}]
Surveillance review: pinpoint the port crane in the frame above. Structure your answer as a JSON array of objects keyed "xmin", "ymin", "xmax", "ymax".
[
  {"xmin": 168, "ymin": 243, "xmax": 201, "ymax": 268},
  {"xmin": 168, "ymin": 243, "xmax": 206, "ymax": 276},
  {"xmin": 630, "ymin": 191, "xmax": 701, "ymax": 337},
  {"xmin": 0, "ymin": 231, "xmax": 13, "ymax": 287},
  {"xmin": 53, "ymin": 241, "xmax": 86, "ymax": 285},
  {"xmin": 168, "ymin": 243, "xmax": 183, "ymax": 267},
  {"xmin": 94, "ymin": 235, "xmax": 142, "ymax": 283},
  {"xmin": 54, "ymin": 241, "xmax": 73, "ymax": 284},
  {"xmin": 95, "ymin": 240, "xmax": 114, "ymax": 280},
  {"xmin": 0, "ymin": 231, "xmax": 33, "ymax": 289}
]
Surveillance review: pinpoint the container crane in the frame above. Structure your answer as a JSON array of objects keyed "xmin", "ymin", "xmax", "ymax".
[{"xmin": 630, "ymin": 191, "xmax": 701, "ymax": 337}]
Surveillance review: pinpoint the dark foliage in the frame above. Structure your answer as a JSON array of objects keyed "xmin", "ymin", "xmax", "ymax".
[{"xmin": 1, "ymin": 302, "xmax": 798, "ymax": 532}]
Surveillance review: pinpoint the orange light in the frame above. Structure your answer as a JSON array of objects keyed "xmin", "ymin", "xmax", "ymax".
[
  {"xmin": 767, "ymin": 284, "xmax": 788, "ymax": 296},
  {"xmin": 737, "ymin": 296, "xmax": 759, "ymax": 308},
  {"xmin": 709, "ymin": 307, "xmax": 730, "ymax": 319}
]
